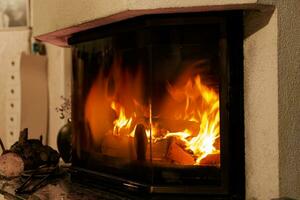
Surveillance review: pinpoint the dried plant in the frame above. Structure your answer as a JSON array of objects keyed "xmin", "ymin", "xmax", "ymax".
[{"xmin": 55, "ymin": 96, "xmax": 71, "ymax": 122}]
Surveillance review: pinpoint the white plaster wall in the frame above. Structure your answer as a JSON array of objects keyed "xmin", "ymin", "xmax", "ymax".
[
  {"xmin": 32, "ymin": 0, "xmax": 128, "ymax": 36},
  {"xmin": 32, "ymin": 0, "xmax": 261, "ymax": 37},
  {"xmin": 29, "ymin": 0, "xmax": 73, "ymax": 149},
  {"xmin": 244, "ymin": 9, "xmax": 279, "ymax": 199},
  {"xmin": 0, "ymin": 38, "xmax": 72, "ymax": 150},
  {"xmin": 277, "ymin": 0, "xmax": 300, "ymax": 198},
  {"xmin": 45, "ymin": 44, "xmax": 72, "ymax": 149},
  {"xmin": 244, "ymin": 1, "xmax": 300, "ymax": 198}
]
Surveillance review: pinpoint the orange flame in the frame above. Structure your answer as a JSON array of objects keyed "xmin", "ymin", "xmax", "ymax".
[
  {"xmin": 158, "ymin": 74, "xmax": 220, "ymax": 164},
  {"xmin": 111, "ymin": 102, "xmax": 133, "ymax": 135},
  {"xmin": 84, "ymin": 59, "xmax": 220, "ymax": 165}
]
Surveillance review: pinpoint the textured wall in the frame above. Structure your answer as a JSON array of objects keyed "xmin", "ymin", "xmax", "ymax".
[
  {"xmin": 244, "ymin": 1, "xmax": 300, "ymax": 198},
  {"xmin": 0, "ymin": 34, "xmax": 71, "ymax": 150},
  {"xmin": 244, "ymin": 8, "xmax": 279, "ymax": 199},
  {"xmin": 46, "ymin": 44, "xmax": 72, "ymax": 149},
  {"xmin": 32, "ymin": 0, "xmax": 127, "ymax": 36},
  {"xmin": 277, "ymin": 0, "xmax": 300, "ymax": 198},
  {"xmin": 32, "ymin": 0, "xmax": 259, "ymax": 37}
]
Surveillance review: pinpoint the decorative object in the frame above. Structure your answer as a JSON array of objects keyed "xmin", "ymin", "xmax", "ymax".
[
  {"xmin": 56, "ymin": 96, "xmax": 72, "ymax": 163},
  {"xmin": 0, "ymin": 0, "xmax": 29, "ymax": 29}
]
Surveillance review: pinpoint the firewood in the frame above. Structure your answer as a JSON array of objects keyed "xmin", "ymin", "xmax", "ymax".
[
  {"xmin": 200, "ymin": 154, "xmax": 220, "ymax": 166},
  {"xmin": 0, "ymin": 138, "xmax": 5, "ymax": 153},
  {"xmin": 40, "ymin": 135, "xmax": 43, "ymax": 143},
  {"xmin": 19, "ymin": 128, "xmax": 28, "ymax": 144},
  {"xmin": 159, "ymin": 118, "xmax": 199, "ymax": 135},
  {"xmin": 146, "ymin": 139, "xmax": 170, "ymax": 161},
  {"xmin": 166, "ymin": 138, "xmax": 195, "ymax": 165},
  {"xmin": 101, "ymin": 134, "xmax": 135, "ymax": 159},
  {"xmin": 0, "ymin": 128, "xmax": 60, "ymax": 176},
  {"xmin": 0, "ymin": 152, "xmax": 24, "ymax": 177},
  {"xmin": 214, "ymin": 137, "xmax": 220, "ymax": 150},
  {"xmin": 134, "ymin": 124, "xmax": 147, "ymax": 161},
  {"xmin": 9, "ymin": 137, "xmax": 59, "ymax": 170}
]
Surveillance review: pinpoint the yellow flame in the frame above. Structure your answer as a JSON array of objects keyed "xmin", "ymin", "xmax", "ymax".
[
  {"xmin": 85, "ymin": 60, "xmax": 220, "ymax": 165},
  {"xmin": 111, "ymin": 102, "xmax": 133, "ymax": 135},
  {"xmin": 158, "ymin": 75, "xmax": 220, "ymax": 164}
]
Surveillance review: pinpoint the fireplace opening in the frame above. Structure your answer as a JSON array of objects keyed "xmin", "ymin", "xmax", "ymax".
[{"xmin": 70, "ymin": 11, "xmax": 244, "ymax": 198}]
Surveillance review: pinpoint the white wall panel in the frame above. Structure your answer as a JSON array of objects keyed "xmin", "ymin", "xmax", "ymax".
[
  {"xmin": 0, "ymin": 29, "xmax": 30, "ymax": 149},
  {"xmin": 20, "ymin": 53, "xmax": 48, "ymax": 141}
]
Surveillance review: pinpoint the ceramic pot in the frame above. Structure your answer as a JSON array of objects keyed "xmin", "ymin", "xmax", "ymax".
[{"xmin": 57, "ymin": 122, "xmax": 72, "ymax": 163}]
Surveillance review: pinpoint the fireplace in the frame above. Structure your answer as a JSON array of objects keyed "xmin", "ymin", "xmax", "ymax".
[{"xmin": 69, "ymin": 11, "xmax": 244, "ymax": 199}]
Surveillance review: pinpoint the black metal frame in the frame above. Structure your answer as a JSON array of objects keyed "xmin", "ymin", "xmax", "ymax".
[{"xmin": 69, "ymin": 11, "xmax": 244, "ymax": 199}]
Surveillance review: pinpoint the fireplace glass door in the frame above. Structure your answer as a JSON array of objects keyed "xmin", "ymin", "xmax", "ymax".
[{"xmin": 70, "ymin": 13, "xmax": 243, "ymax": 196}]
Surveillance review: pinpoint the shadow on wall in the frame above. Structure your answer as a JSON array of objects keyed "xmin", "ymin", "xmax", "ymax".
[{"xmin": 244, "ymin": 7, "xmax": 275, "ymax": 39}]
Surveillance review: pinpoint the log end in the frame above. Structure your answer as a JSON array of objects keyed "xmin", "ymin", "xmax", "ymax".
[{"xmin": 0, "ymin": 153, "xmax": 24, "ymax": 177}]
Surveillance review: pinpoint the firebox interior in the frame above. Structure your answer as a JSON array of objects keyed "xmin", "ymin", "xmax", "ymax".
[{"xmin": 70, "ymin": 12, "xmax": 244, "ymax": 198}]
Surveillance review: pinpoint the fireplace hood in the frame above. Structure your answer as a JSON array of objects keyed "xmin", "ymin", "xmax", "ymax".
[{"xmin": 33, "ymin": 0, "xmax": 271, "ymax": 47}]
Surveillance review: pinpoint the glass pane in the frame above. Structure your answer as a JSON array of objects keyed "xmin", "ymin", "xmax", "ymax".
[
  {"xmin": 73, "ymin": 23, "xmax": 221, "ymax": 186},
  {"xmin": 74, "ymin": 31, "xmax": 154, "ymax": 183},
  {"xmin": 149, "ymin": 25, "xmax": 221, "ymax": 185}
]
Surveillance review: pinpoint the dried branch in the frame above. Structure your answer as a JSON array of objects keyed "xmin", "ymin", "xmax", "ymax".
[{"xmin": 0, "ymin": 138, "xmax": 5, "ymax": 152}]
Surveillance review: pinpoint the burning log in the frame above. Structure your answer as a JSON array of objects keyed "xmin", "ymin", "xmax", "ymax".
[
  {"xmin": 134, "ymin": 124, "xmax": 147, "ymax": 161},
  {"xmin": 0, "ymin": 128, "xmax": 59, "ymax": 178},
  {"xmin": 214, "ymin": 137, "xmax": 220, "ymax": 150},
  {"xmin": 101, "ymin": 134, "xmax": 135, "ymax": 159},
  {"xmin": 200, "ymin": 154, "xmax": 220, "ymax": 166},
  {"xmin": 166, "ymin": 138, "xmax": 195, "ymax": 165},
  {"xmin": 147, "ymin": 139, "xmax": 170, "ymax": 161},
  {"xmin": 155, "ymin": 118, "xmax": 199, "ymax": 136}
]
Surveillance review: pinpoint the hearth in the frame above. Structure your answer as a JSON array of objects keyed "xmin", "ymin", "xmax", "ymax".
[{"xmin": 70, "ymin": 12, "xmax": 244, "ymax": 199}]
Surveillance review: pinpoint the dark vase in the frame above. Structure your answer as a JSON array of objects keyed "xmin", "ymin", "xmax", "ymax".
[{"xmin": 57, "ymin": 122, "xmax": 72, "ymax": 163}]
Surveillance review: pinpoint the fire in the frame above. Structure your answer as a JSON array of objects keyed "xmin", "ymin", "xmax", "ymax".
[
  {"xmin": 111, "ymin": 102, "xmax": 133, "ymax": 135},
  {"xmin": 158, "ymin": 74, "xmax": 220, "ymax": 164},
  {"xmin": 84, "ymin": 59, "xmax": 220, "ymax": 166}
]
